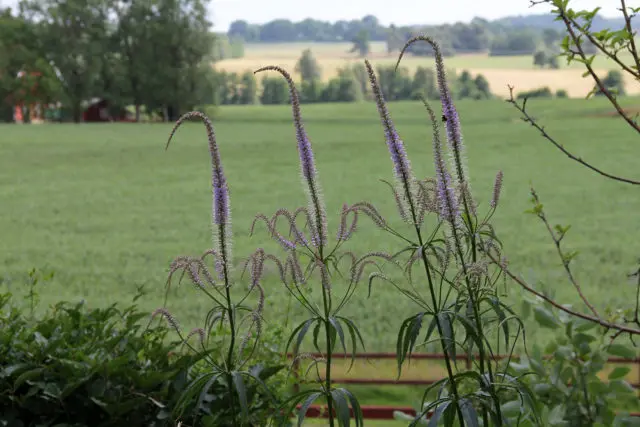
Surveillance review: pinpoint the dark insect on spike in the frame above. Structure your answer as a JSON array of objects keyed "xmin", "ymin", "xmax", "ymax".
[{"xmin": 442, "ymin": 114, "xmax": 447, "ymax": 122}]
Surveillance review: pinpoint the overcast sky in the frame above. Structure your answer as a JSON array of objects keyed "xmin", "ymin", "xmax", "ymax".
[{"xmin": 1, "ymin": 0, "xmax": 636, "ymax": 31}]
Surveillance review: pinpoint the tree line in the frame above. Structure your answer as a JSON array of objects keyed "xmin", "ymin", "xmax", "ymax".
[
  {"xmin": 214, "ymin": 50, "xmax": 493, "ymax": 105},
  {"xmin": 0, "ymin": 0, "xmax": 216, "ymax": 123},
  {"xmin": 226, "ymin": 14, "xmax": 622, "ymax": 57}
]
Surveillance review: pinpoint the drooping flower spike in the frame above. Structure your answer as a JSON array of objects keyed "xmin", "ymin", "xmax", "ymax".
[
  {"xmin": 254, "ymin": 65, "xmax": 328, "ymax": 249},
  {"xmin": 422, "ymin": 98, "xmax": 460, "ymax": 225},
  {"xmin": 365, "ymin": 59, "xmax": 417, "ymax": 224},
  {"xmin": 166, "ymin": 111, "xmax": 233, "ymax": 283},
  {"xmin": 396, "ymin": 36, "xmax": 474, "ymax": 215}
]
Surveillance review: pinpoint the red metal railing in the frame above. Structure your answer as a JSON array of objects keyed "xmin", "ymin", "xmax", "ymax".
[{"xmin": 288, "ymin": 352, "xmax": 640, "ymax": 420}]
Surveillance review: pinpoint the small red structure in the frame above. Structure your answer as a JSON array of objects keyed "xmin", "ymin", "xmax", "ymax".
[
  {"xmin": 82, "ymin": 98, "xmax": 135, "ymax": 122},
  {"xmin": 82, "ymin": 98, "xmax": 109, "ymax": 122}
]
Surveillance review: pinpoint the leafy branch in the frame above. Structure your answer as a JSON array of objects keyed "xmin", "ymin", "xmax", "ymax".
[
  {"xmin": 531, "ymin": 0, "xmax": 640, "ymax": 133},
  {"xmin": 501, "ymin": 0, "xmax": 640, "ymax": 344},
  {"xmin": 526, "ymin": 187, "xmax": 600, "ymax": 318}
]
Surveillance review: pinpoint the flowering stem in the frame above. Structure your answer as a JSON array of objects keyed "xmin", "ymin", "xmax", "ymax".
[
  {"xmin": 321, "ymin": 277, "xmax": 335, "ymax": 427},
  {"xmin": 221, "ymin": 223, "xmax": 239, "ymax": 426},
  {"xmin": 415, "ymin": 227, "xmax": 466, "ymax": 424},
  {"xmin": 450, "ymin": 222, "xmax": 499, "ymax": 426},
  {"xmin": 403, "ymin": 150, "xmax": 465, "ymax": 422},
  {"xmin": 224, "ymin": 315, "xmax": 238, "ymax": 422}
]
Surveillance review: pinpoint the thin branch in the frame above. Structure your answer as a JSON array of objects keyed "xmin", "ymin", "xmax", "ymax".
[
  {"xmin": 562, "ymin": 16, "xmax": 640, "ymax": 132},
  {"xmin": 566, "ymin": 6, "xmax": 640, "ymax": 81},
  {"xmin": 506, "ymin": 86, "xmax": 640, "ymax": 185},
  {"xmin": 529, "ymin": 188, "xmax": 600, "ymax": 318},
  {"xmin": 620, "ymin": 0, "xmax": 640, "ymax": 75},
  {"xmin": 486, "ymin": 251, "xmax": 640, "ymax": 336},
  {"xmin": 533, "ymin": 0, "xmax": 640, "ymax": 133}
]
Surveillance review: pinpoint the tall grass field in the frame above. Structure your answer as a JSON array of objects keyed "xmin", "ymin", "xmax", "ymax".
[{"xmin": 1, "ymin": 97, "xmax": 639, "ymax": 355}]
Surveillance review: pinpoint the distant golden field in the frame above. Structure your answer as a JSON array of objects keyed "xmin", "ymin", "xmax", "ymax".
[{"xmin": 215, "ymin": 41, "xmax": 640, "ymax": 98}]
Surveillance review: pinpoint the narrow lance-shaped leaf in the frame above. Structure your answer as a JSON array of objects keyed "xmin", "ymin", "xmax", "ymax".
[
  {"xmin": 329, "ymin": 316, "xmax": 348, "ymax": 358},
  {"xmin": 331, "ymin": 388, "xmax": 352, "ymax": 427},
  {"xmin": 438, "ymin": 312, "xmax": 456, "ymax": 363},
  {"xmin": 460, "ymin": 398, "xmax": 480, "ymax": 427},
  {"xmin": 426, "ymin": 400, "xmax": 452, "ymax": 427},
  {"xmin": 232, "ymin": 371, "xmax": 249, "ymax": 420},
  {"xmin": 297, "ymin": 391, "xmax": 323, "ymax": 427}
]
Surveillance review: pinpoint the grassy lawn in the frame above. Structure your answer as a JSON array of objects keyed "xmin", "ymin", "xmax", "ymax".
[
  {"xmin": 2, "ymin": 96, "xmax": 640, "ymax": 415},
  {"xmin": 217, "ymin": 41, "xmax": 640, "ymax": 97},
  {"xmin": 2, "ymin": 96, "xmax": 639, "ymax": 349}
]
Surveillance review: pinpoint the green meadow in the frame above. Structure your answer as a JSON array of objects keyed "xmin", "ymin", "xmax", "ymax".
[{"xmin": 1, "ymin": 97, "xmax": 639, "ymax": 358}]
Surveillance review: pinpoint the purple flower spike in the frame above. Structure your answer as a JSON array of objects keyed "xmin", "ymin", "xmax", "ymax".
[
  {"xmin": 436, "ymin": 169, "xmax": 459, "ymax": 222},
  {"xmin": 254, "ymin": 65, "xmax": 328, "ymax": 248},
  {"xmin": 397, "ymin": 36, "xmax": 474, "ymax": 213},
  {"xmin": 167, "ymin": 111, "xmax": 233, "ymax": 281},
  {"xmin": 365, "ymin": 60, "xmax": 416, "ymax": 222},
  {"xmin": 365, "ymin": 60, "xmax": 413, "ymax": 185},
  {"xmin": 297, "ymin": 130, "xmax": 316, "ymax": 183},
  {"xmin": 422, "ymin": 99, "xmax": 460, "ymax": 225},
  {"xmin": 213, "ymin": 166, "xmax": 229, "ymax": 226},
  {"xmin": 254, "ymin": 66, "xmax": 317, "ymax": 183}
]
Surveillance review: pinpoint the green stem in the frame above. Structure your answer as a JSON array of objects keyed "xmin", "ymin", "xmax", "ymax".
[
  {"xmin": 321, "ymin": 285, "xmax": 335, "ymax": 427},
  {"xmin": 450, "ymin": 221, "xmax": 501, "ymax": 426},
  {"xmin": 397, "ymin": 168, "xmax": 465, "ymax": 424},
  {"xmin": 416, "ymin": 228, "xmax": 466, "ymax": 426},
  {"xmin": 451, "ymin": 148, "xmax": 501, "ymax": 425},
  {"xmin": 225, "ymin": 284, "xmax": 239, "ymax": 427},
  {"xmin": 220, "ymin": 221, "xmax": 239, "ymax": 427}
]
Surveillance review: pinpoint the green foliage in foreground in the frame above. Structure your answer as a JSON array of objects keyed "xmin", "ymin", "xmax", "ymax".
[
  {"xmin": 0, "ymin": 286, "xmax": 288, "ymax": 426},
  {"xmin": 510, "ymin": 299, "xmax": 640, "ymax": 426},
  {"xmin": 394, "ymin": 297, "xmax": 640, "ymax": 426},
  {"xmin": 0, "ymin": 290, "xmax": 188, "ymax": 426}
]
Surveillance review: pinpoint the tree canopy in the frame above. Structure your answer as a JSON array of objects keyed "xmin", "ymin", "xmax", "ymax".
[
  {"xmin": 1, "ymin": 0, "xmax": 215, "ymax": 122},
  {"xmin": 224, "ymin": 13, "xmax": 626, "ymax": 56}
]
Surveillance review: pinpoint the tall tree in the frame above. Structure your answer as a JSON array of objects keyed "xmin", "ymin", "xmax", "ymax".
[
  {"xmin": 350, "ymin": 63, "xmax": 369, "ymax": 100},
  {"xmin": 410, "ymin": 66, "xmax": 436, "ymax": 100},
  {"xmin": 20, "ymin": 0, "xmax": 109, "ymax": 122},
  {"xmin": 295, "ymin": 49, "xmax": 321, "ymax": 82},
  {"xmin": 238, "ymin": 70, "xmax": 257, "ymax": 104},
  {"xmin": 111, "ymin": 0, "xmax": 155, "ymax": 121},
  {"xmin": 349, "ymin": 29, "xmax": 370, "ymax": 57},
  {"xmin": 533, "ymin": 50, "xmax": 548, "ymax": 68},
  {"xmin": 137, "ymin": 0, "xmax": 213, "ymax": 121},
  {"xmin": 260, "ymin": 76, "xmax": 288, "ymax": 104},
  {"xmin": 0, "ymin": 9, "xmax": 54, "ymax": 121}
]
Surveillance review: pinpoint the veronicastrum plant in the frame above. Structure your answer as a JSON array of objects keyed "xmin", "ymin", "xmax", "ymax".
[
  {"xmin": 152, "ymin": 112, "xmax": 282, "ymax": 426},
  {"xmin": 358, "ymin": 37, "xmax": 538, "ymax": 426},
  {"xmin": 248, "ymin": 65, "xmax": 383, "ymax": 427},
  {"xmin": 153, "ymin": 3, "xmax": 640, "ymax": 420}
]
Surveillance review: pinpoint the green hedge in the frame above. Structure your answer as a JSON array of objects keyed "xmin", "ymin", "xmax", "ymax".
[
  {"xmin": 0, "ymin": 292, "xmax": 196, "ymax": 426},
  {"xmin": 0, "ymin": 290, "xmax": 289, "ymax": 426}
]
